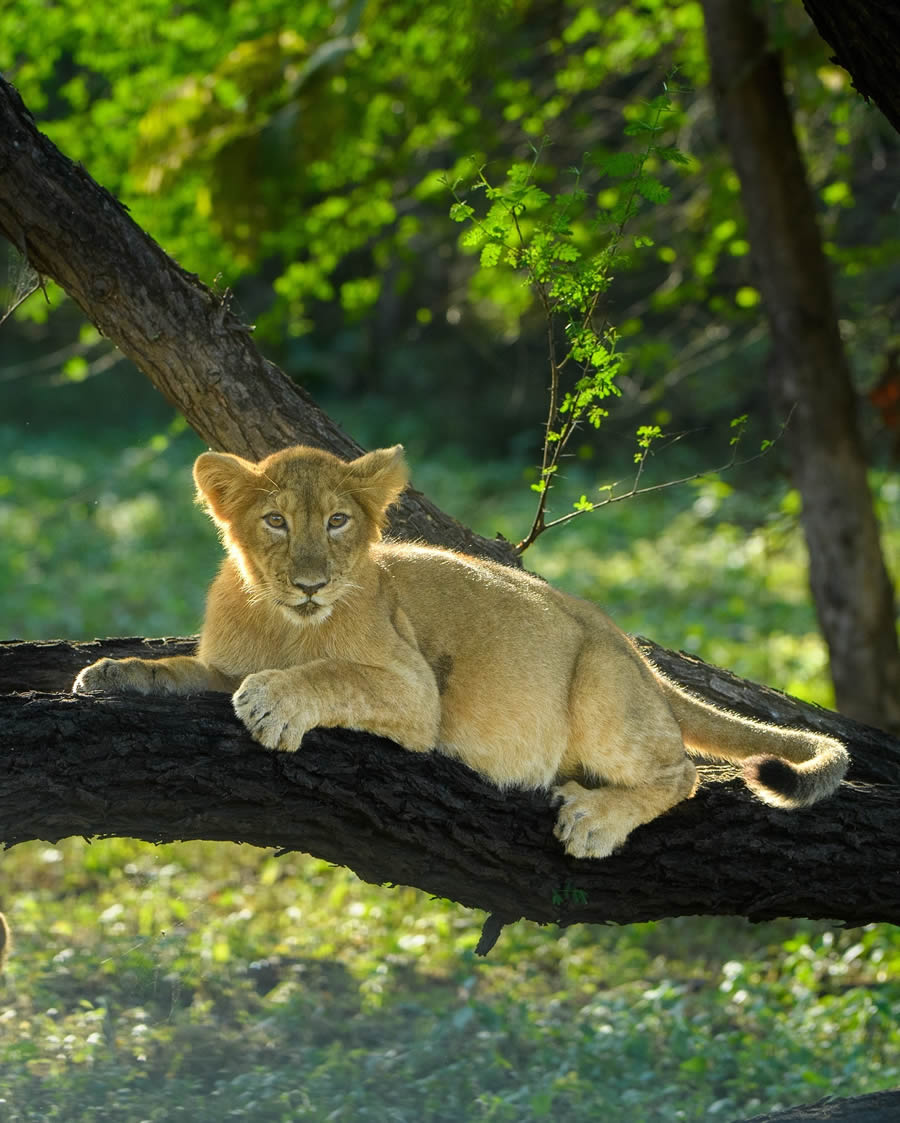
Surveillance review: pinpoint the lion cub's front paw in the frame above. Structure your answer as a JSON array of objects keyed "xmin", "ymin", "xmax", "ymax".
[
  {"xmin": 232, "ymin": 670, "xmax": 315, "ymax": 752},
  {"xmin": 73, "ymin": 657, "xmax": 160, "ymax": 695}
]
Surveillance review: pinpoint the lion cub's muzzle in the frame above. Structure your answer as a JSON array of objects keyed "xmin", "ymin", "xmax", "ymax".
[
  {"xmin": 293, "ymin": 578, "xmax": 328, "ymax": 597},
  {"xmin": 280, "ymin": 574, "xmax": 337, "ymax": 620}
]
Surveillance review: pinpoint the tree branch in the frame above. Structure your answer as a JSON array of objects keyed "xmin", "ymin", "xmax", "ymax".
[
  {"xmin": 3, "ymin": 637, "xmax": 899, "ymax": 935},
  {"xmin": 801, "ymin": 0, "xmax": 900, "ymax": 135},
  {"xmin": 744, "ymin": 1089, "xmax": 900, "ymax": 1123},
  {"xmin": 0, "ymin": 75, "xmax": 518, "ymax": 568}
]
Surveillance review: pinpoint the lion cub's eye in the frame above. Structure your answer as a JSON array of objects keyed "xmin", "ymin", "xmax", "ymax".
[
  {"xmin": 263, "ymin": 513, "xmax": 287, "ymax": 529},
  {"xmin": 327, "ymin": 512, "xmax": 350, "ymax": 530}
]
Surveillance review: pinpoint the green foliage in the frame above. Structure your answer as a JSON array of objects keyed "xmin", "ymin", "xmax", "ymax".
[
  {"xmin": 0, "ymin": 426, "xmax": 210, "ymax": 640},
  {"xmin": 3, "ymin": 0, "xmax": 897, "ymax": 435},
  {"xmin": 2, "ymin": 835, "xmax": 900, "ymax": 1120},
  {"xmin": 634, "ymin": 424, "xmax": 663, "ymax": 462}
]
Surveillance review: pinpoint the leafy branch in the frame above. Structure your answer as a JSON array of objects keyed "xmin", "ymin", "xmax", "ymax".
[
  {"xmin": 448, "ymin": 78, "xmax": 690, "ymax": 553},
  {"xmin": 541, "ymin": 412, "xmax": 794, "ymax": 536}
]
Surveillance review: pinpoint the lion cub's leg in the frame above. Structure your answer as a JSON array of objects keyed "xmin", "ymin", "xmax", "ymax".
[
  {"xmin": 553, "ymin": 636, "xmax": 698, "ymax": 860},
  {"xmin": 553, "ymin": 757, "xmax": 697, "ymax": 860},
  {"xmin": 73, "ymin": 655, "xmax": 233, "ymax": 696},
  {"xmin": 233, "ymin": 657, "xmax": 441, "ymax": 754}
]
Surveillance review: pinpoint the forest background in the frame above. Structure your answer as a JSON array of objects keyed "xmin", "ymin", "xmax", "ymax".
[{"xmin": 1, "ymin": 1, "xmax": 899, "ymax": 1120}]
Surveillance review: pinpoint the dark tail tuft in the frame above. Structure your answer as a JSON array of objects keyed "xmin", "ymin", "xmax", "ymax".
[{"xmin": 743, "ymin": 755, "xmax": 804, "ymax": 807}]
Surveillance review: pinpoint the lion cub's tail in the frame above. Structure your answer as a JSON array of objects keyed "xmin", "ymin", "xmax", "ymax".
[{"xmin": 655, "ymin": 674, "xmax": 849, "ymax": 808}]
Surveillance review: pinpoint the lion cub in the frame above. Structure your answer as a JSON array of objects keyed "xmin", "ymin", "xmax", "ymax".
[{"xmin": 74, "ymin": 444, "xmax": 848, "ymax": 859}]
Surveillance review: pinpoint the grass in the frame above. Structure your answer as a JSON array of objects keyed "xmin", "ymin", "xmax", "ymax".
[{"xmin": 2, "ymin": 420, "xmax": 899, "ymax": 1121}]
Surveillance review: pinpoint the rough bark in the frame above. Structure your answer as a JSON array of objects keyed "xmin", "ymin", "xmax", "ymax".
[
  {"xmin": 700, "ymin": 0, "xmax": 900, "ymax": 734},
  {"xmin": 3, "ymin": 637, "xmax": 900, "ymax": 941},
  {"xmin": 743, "ymin": 1089, "xmax": 900, "ymax": 1123},
  {"xmin": 0, "ymin": 75, "xmax": 517, "ymax": 569},
  {"xmin": 802, "ymin": 0, "xmax": 900, "ymax": 135}
]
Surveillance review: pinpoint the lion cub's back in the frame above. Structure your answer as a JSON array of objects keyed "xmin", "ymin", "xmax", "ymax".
[{"xmin": 375, "ymin": 540, "xmax": 578, "ymax": 643}]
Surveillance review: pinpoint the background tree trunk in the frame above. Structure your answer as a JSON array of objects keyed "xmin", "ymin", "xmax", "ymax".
[{"xmin": 700, "ymin": 0, "xmax": 900, "ymax": 734}]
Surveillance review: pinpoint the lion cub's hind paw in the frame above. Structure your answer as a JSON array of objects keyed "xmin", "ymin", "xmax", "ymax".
[{"xmin": 552, "ymin": 782, "xmax": 623, "ymax": 861}]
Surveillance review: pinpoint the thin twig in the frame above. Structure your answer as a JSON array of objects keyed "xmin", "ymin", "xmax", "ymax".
[{"xmin": 516, "ymin": 408, "xmax": 795, "ymax": 548}]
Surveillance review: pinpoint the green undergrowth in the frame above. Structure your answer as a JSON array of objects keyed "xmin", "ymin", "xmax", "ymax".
[
  {"xmin": 2, "ymin": 422, "xmax": 900, "ymax": 1120},
  {"xmin": 3, "ymin": 837, "xmax": 900, "ymax": 1122}
]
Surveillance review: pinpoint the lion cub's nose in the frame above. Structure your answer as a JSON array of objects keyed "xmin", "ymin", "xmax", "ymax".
[{"xmin": 292, "ymin": 578, "xmax": 328, "ymax": 596}]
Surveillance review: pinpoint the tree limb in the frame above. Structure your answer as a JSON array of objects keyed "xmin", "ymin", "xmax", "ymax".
[
  {"xmin": 3, "ymin": 637, "xmax": 899, "ymax": 935},
  {"xmin": 801, "ymin": 0, "xmax": 900, "ymax": 135},
  {"xmin": 743, "ymin": 1089, "xmax": 900, "ymax": 1123},
  {"xmin": 0, "ymin": 74, "xmax": 518, "ymax": 568}
]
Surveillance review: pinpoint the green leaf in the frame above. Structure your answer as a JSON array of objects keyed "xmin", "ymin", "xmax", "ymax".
[
  {"xmin": 553, "ymin": 242, "xmax": 580, "ymax": 263},
  {"xmin": 636, "ymin": 423, "xmax": 663, "ymax": 448},
  {"xmin": 730, "ymin": 414, "xmax": 748, "ymax": 446},
  {"xmin": 62, "ymin": 356, "xmax": 90, "ymax": 382},
  {"xmin": 636, "ymin": 176, "xmax": 670, "ymax": 204},
  {"xmin": 655, "ymin": 145, "xmax": 691, "ymax": 166},
  {"xmin": 449, "ymin": 201, "xmax": 474, "ymax": 223},
  {"xmin": 460, "ymin": 225, "xmax": 486, "ymax": 249}
]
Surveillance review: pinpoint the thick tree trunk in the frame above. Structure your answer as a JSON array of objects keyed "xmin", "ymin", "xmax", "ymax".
[
  {"xmin": 4, "ymin": 637, "xmax": 899, "ymax": 944},
  {"xmin": 0, "ymin": 76, "xmax": 517, "ymax": 569},
  {"xmin": 802, "ymin": 0, "xmax": 900, "ymax": 135},
  {"xmin": 700, "ymin": 0, "xmax": 900, "ymax": 734}
]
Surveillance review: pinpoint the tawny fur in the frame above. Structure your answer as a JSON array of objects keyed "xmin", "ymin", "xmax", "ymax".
[{"xmin": 73, "ymin": 444, "xmax": 849, "ymax": 860}]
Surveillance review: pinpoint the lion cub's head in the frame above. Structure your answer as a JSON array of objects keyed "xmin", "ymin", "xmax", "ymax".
[{"xmin": 193, "ymin": 444, "xmax": 407, "ymax": 625}]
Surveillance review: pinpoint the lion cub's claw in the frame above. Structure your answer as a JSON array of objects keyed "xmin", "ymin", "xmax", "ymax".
[{"xmin": 232, "ymin": 671, "xmax": 311, "ymax": 752}]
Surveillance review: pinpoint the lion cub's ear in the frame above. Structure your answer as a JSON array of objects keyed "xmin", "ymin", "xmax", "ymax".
[
  {"xmin": 345, "ymin": 445, "xmax": 408, "ymax": 525},
  {"xmin": 194, "ymin": 451, "xmax": 258, "ymax": 523}
]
